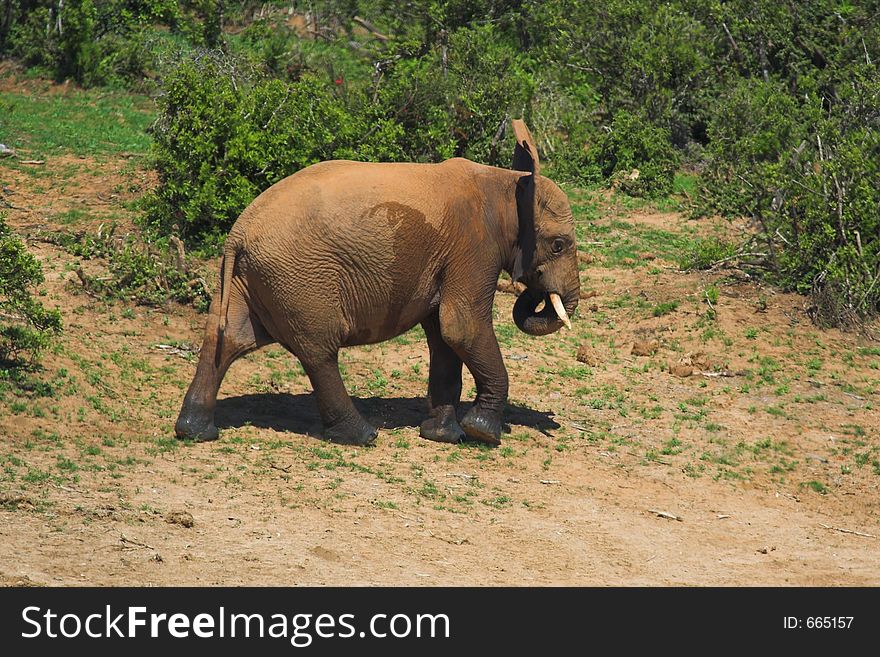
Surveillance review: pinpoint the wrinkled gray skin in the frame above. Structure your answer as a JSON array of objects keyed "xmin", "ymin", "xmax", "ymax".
[{"xmin": 175, "ymin": 121, "xmax": 580, "ymax": 446}]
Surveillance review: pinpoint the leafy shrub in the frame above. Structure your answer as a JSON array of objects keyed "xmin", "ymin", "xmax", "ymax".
[
  {"xmin": 0, "ymin": 216, "xmax": 62, "ymax": 366},
  {"xmin": 0, "ymin": 0, "xmax": 192, "ymax": 86},
  {"xmin": 144, "ymin": 52, "xmax": 376, "ymax": 246},
  {"xmin": 529, "ymin": 74, "xmax": 603, "ymax": 185},
  {"xmin": 594, "ymin": 110, "xmax": 679, "ymax": 197},
  {"xmin": 702, "ymin": 73, "xmax": 880, "ymax": 325}
]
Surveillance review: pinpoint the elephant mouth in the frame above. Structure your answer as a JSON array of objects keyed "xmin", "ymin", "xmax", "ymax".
[{"xmin": 512, "ymin": 287, "xmax": 578, "ymax": 336}]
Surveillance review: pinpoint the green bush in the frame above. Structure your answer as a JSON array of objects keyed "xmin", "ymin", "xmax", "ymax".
[
  {"xmin": 0, "ymin": 0, "xmax": 192, "ymax": 87},
  {"xmin": 144, "ymin": 52, "xmax": 401, "ymax": 246},
  {"xmin": 701, "ymin": 73, "xmax": 880, "ymax": 325},
  {"xmin": 594, "ymin": 110, "xmax": 679, "ymax": 197},
  {"xmin": 0, "ymin": 216, "xmax": 62, "ymax": 366}
]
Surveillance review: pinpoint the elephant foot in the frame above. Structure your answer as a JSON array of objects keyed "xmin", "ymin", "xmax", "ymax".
[
  {"xmin": 325, "ymin": 415, "xmax": 378, "ymax": 446},
  {"xmin": 174, "ymin": 409, "xmax": 219, "ymax": 442},
  {"xmin": 461, "ymin": 407, "xmax": 502, "ymax": 446},
  {"xmin": 420, "ymin": 407, "xmax": 465, "ymax": 444}
]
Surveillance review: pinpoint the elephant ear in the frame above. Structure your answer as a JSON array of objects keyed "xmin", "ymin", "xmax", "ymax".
[
  {"xmin": 511, "ymin": 119, "xmax": 540, "ymax": 176},
  {"xmin": 511, "ymin": 119, "xmax": 538, "ymax": 282}
]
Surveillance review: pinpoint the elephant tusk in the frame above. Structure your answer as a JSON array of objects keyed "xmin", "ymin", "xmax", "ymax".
[{"xmin": 550, "ymin": 293, "xmax": 572, "ymax": 330}]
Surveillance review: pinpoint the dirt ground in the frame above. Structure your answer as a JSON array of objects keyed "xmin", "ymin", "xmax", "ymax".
[{"xmin": 1, "ymin": 140, "xmax": 879, "ymax": 587}]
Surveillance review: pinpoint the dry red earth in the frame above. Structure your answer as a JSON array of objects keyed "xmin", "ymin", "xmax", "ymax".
[{"xmin": 1, "ymin": 126, "xmax": 878, "ymax": 587}]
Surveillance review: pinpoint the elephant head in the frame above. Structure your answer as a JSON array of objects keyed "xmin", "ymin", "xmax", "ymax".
[{"xmin": 508, "ymin": 120, "xmax": 581, "ymax": 336}]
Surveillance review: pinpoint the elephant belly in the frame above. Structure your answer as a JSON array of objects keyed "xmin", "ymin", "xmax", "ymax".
[{"xmin": 342, "ymin": 290, "xmax": 440, "ymax": 346}]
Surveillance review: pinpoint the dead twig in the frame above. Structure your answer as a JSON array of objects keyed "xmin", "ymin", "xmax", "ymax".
[
  {"xmin": 154, "ymin": 343, "xmax": 199, "ymax": 358},
  {"xmin": 709, "ymin": 252, "xmax": 768, "ymax": 270},
  {"xmin": 119, "ymin": 534, "xmax": 155, "ymax": 550},
  {"xmin": 429, "ymin": 531, "xmax": 469, "ymax": 546},
  {"xmin": 52, "ymin": 483, "xmax": 89, "ymax": 496},
  {"xmin": 444, "ymin": 473, "xmax": 476, "ymax": 482},
  {"xmin": 648, "ymin": 509, "xmax": 683, "ymax": 522},
  {"xmin": 540, "ymin": 479, "xmax": 560, "ymax": 485},
  {"xmin": 352, "ymin": 16, "xmax": 390, "ymax": 41},
  {"xmin": 169, "ymin": 235, "xmax": 187, "ymax": 274},
  {"xmin": 819, "ymin": 523, "xmax": 875, "ymax": 539}
]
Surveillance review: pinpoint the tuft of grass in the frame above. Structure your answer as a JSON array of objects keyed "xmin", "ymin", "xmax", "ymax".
[
  {"xmin": 652, "ymin": 300, "xmax": 679, "ymax": 317},
  {"xmin": 801, "ymin": 480, "xmax": 828, "ymax": 495}
]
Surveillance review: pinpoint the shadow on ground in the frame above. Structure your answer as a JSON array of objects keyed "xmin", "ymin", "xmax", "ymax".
[{"xmin": 215, "ymin": 393, "xmax": 561, "ymax": 441}]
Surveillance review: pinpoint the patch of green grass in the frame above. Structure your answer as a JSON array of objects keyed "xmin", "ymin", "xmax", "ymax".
[
  {"xmin": 704, "ymin": 284, "xmax": 719, "ymax": 306},
  {"xmin": 54, "ymin": 208, "xmax": 93, "ymax": 226},
  {"xmin": 639, "ymin": 405, "xmax": 663, "ymax": 420},
  {"xmin": 557, "ymin": 366, "xmax": 591, "ymax": 380},
  {"xmin": 365, "ymin": 370, "xmax": 388, "ymax": 394},
  {"xmin": 678, "ymin": 237, "xmax": 737, "ymax": 270},
  {"xmin": 0, "ymin": 89, "xmax": 153, "ymax": 158},
  {"xmin": 575, "ymin": 211, "xmax": 705, "ymax": 270},
  {"xmin": 673, "ymin": 172, "xmax": 699, "ymax": 198},
  {"xmin": 23, "ymin": 467, "xmax": 50, "ymax": 483}
]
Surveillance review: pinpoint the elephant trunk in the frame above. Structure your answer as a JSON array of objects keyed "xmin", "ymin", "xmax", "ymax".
[{"xmin": 513, "ymin": 287, "xmax": 578, "ymax": 336}]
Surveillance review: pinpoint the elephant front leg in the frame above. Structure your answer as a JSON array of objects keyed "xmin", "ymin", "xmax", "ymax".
[
  {"xmin": 300, "ymin": 351, "xmax": 378, "ymax": 446},
  {"xmin": 439, "ymin": 303, "xmax": 508, "ymax": 446},
  {"xmin": 419, "ymin": 313, "xmax": 465, "ymax": 444}
]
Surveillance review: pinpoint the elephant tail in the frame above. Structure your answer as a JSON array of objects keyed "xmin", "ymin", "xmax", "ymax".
[{"xmin": 217, "ymin": 240, "xmax": 240, "ymax": 337}]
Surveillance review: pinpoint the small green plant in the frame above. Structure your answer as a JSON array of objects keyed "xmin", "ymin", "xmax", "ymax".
[
  {"xmin": 702, "ymin": 285, "xmax": 719, "ymax": 319},
  {"xmin": 801, "ymin": 480, "xmax": 828, "ymax": 495},
  {"xmin": 652, "ymin": 300, "xmax": 679, "ymax": 317}
]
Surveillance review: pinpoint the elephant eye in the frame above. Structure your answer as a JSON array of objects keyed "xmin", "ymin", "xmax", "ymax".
[{"xmin": 551, "ymin": 238, "xmax": 566, "ymax": 254}]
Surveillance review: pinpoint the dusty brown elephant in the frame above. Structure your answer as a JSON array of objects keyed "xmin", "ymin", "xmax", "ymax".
[{"xmin": 174, "ymin": 120, "xmax": 580, "ymax": 446}]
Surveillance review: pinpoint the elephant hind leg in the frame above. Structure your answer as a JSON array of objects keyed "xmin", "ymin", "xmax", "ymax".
[
  {"xmin": 175, "ymin": 284, "xmax": 272, "ymax": 441},
  {"xmin": 298, "ymin": 349, "xmax": 377, "ymax": 446}
]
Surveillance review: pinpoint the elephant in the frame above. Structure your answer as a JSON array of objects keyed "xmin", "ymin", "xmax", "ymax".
[{"xmin": 174, "ymin": 120, "xmax": 580, "ymax": 446}]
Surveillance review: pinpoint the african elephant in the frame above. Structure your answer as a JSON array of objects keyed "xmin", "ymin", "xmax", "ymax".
[{"xmin": 174, "ymin": 120, "xmax": 580, "ymax": 446}]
